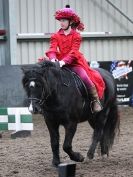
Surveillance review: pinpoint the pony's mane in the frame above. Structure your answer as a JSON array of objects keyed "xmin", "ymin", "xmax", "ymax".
[
  {"xmin": 22, "ymin": 60, "xmax": 61, "ymax": 91},
  {"xmin": 39, "ymin": 60, "xmax": 57, "ymax": 68},
  {"xmin": 22, "ymin": 61, "xmax": 56, "ymax": 78}
]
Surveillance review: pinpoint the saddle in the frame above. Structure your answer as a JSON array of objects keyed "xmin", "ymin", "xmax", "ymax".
[{"xmin": 61, "ymin": 67, "xmax": 88, "ymax": 98}]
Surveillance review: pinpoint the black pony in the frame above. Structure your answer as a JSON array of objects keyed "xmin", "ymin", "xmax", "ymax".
[{"xmin": 22, "ymin": 61, "xmax": 120, "ymax": 167}]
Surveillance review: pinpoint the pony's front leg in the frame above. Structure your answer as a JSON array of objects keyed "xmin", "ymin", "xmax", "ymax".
[
  {"xmin": 63, "ymin": 122, "xmax": 84, "ymax": 162},
  {"xmin": 45, "ymin": 120, "xmax": 60, "ymax": 167}
]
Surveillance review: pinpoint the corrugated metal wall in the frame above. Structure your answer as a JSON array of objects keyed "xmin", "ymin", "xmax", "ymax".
[{"xmin": 16, "ymin": 0, "xmax": 133, "ymax": 64}]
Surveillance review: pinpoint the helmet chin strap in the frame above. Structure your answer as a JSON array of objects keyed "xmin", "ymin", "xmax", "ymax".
[{"xmin": 64, "ymin": 20, "xmax": 71, "ymax": 31}]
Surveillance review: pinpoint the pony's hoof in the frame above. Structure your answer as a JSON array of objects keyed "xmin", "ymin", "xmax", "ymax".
[
  {"xmin": 78, "ymin": 154, "xmax": 84, "ymax": 162},
  {"xmin": 52, "ymin": 160, "xmax": 60, "ymax": 168},
  {"xmin": 70, "ymin": 152, "xmax": 84, "ymax": 162},
  {"xmin": 101, "ymin": 154, "xmax": 108, "ymax": 160},
  {"xmin": 87, "ymin": 152, "xmax": 94, "ymax": 159}
]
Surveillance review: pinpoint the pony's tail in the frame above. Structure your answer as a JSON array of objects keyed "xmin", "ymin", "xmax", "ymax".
[{"xmin": 101, "ymin": 101, "xmax": 120, "ymax": 155}]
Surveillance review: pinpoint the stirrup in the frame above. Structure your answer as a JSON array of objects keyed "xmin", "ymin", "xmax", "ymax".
[{"xmin": 90, "ymin": 100, "xmax": 103, "ymax": 113}]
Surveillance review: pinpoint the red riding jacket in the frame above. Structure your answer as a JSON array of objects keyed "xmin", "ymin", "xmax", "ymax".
[{"xmin": 46, "ymin": 29, "xmax": 105, "ymax": 99}]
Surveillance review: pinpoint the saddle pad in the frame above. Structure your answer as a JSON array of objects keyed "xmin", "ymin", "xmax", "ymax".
[{"xmin": 62, "ymin": 68, "xmax": 88, "ymax": 98}]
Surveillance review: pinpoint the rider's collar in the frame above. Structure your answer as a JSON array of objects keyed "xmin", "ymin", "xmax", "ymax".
[{"xmin": 58, "ymin": 28, "xmax": 75, "ymax": 35}]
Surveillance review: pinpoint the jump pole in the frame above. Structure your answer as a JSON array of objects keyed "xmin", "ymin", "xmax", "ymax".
[
  {"xmin": 0, "ymin": 107, "xmax": 33, "ymax": 138},
  {"xmin": 58, "ymin": 162, "xmax": 76, "ymax": 177}
]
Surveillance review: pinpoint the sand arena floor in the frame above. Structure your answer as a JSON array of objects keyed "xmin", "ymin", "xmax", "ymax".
[{"xmin": 0, "ymin": 107, "xmax": 133, "ymax": 177}]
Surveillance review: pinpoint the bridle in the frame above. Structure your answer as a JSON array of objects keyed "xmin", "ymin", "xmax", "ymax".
[{"xmin": 28, "ymin": 79, "xmax": 50, "ymax": 106}]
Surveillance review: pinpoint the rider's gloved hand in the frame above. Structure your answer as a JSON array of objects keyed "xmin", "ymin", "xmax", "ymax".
[
  {"xmin": 59, "ymin": 60, "xmax": 65, "ymax": 67},
  {"xmin": 51, "ymin": 58, "xmax": 58, "ymax": 62}
]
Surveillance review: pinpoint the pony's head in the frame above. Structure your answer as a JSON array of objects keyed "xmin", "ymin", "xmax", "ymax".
[{"xmin": 22, "ymin": 61, "xmax": 60, "ymax": 114}]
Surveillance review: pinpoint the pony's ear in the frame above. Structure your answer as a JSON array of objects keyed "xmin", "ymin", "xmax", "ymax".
[
  {"xmin": 21, "ymin": 67, "xmax": 28, "ymax": 74},
  {"xmin": 21, "ymin": 66, "xmax": 31, "ymax": 74},
  {"xmin": 21, "ymin": 64, "xmax": 42, "ymax": 74}
]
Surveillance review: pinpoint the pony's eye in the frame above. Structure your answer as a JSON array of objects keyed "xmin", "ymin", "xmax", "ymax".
[{"xmin": 36, "ymin": 83, "xmax": 41, "ymax": 87}]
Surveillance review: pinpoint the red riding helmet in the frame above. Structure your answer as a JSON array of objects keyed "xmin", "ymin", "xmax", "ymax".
[{"xmin": 55, "ymin": 5, "xmax": 84, "ymax": 31}]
